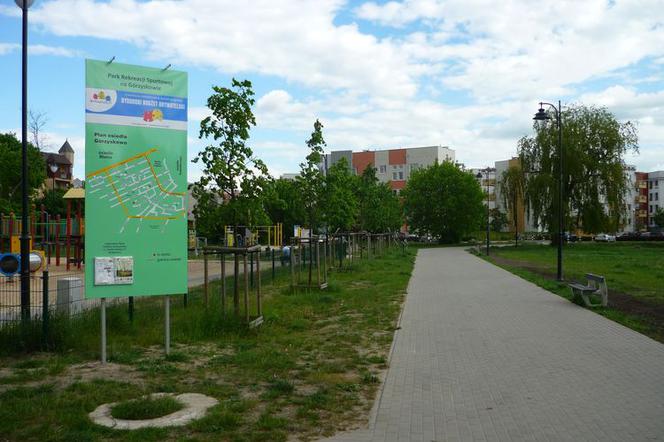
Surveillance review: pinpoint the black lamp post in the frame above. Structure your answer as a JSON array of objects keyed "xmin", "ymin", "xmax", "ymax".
[
  {"xmin": 476, "ymin": 169, "xmax": 490, "ymax": 255},
  {"xmin": 16, "ymin": 0, "xmax": 34, "ymax": 322},
  {"xmin": 533, "ymin": 100, "xmax": 563, "ymax": 281}
]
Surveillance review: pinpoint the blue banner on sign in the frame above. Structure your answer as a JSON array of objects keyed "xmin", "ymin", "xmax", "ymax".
[{"xmin": 86, "ymin": 90, "xmax": 187, "ymax": 122}]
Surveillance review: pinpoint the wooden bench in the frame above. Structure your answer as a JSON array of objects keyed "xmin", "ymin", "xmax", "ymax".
[{"xmin": 569, "ymin": 273, "xmax": 608, "ymax": 307}]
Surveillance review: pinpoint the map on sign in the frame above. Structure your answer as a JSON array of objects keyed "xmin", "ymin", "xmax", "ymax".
[{"xmin": 87, "ymin": 148, "xmax": 185, "ymax": 233}]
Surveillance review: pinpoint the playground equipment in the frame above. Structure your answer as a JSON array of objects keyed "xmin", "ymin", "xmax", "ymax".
[
  {"xmin": 0, "ymin": 188, "xmax": 84, "ymax": 271},
  {"xmin": 223, "ymin": 224, "xmax": 283, "ymax": 248}
]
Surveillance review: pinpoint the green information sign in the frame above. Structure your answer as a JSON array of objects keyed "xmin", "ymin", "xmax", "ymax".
[{"xmin": 85, "ymin": 59, "xmax": 188, "ymax": 298}]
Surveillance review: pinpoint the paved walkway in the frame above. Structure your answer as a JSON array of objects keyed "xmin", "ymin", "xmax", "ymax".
[{"xmin": 323, "ymin": 248, "xmax": 664, "ymax": 441}]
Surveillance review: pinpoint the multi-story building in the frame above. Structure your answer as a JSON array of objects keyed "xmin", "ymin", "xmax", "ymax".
[
  {"xmin": 647, "ymin": 170, "xmax": 663, "ymax": 228},
  {"xmin": 489, "ymin": 158, "xmax": 655, "ymax": 234},
  {"xmin": 625, "ymin": 169, "xmax": 647, "ymax": 232},
  {"xmin": 321, "ymin": 145, "xmax": 455, "ymax": 194}
]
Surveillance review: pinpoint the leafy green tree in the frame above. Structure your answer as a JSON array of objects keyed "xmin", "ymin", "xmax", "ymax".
[
  {"xmin": 519, "ymin": 104, "xmax": 638, "ymax": 239},
  {"xmin": 36, "ymin": 188, "xmax": 67, "ymax": 217},
  {"xmin": 488, "ymin": 208, "xmax": 508, "ymax": 232},
  {"xmin": 192, "ymin": 79, "xmax": 272, "ymax": 239},
  {"xmin": 263, "ymin": 178, "xmax": 306, "ymax": 241},
  {"xmin": 296, "ymin": 120, "xmax": 326, "ymax": 231},
  {"xmin": 0, "ymin": 133, "xmax": 45, "ymax": 214},
  {"xmin": 654, "ymin": 207, "xmax": 664, "ymax": 229},
  {"xmin": 402, "ymin": 161, "xmax": 484, "ymax": 243},
  {"xmin": 356, "ymin": 166, "xmax": 402, "ymax": 232},
  {"xmin": 321, "ymin": 158, "xmax": 357, "ymax": 232},
  {"xmin": 499, "ymin": 165, "xmax": 525, "ymax": 233}
]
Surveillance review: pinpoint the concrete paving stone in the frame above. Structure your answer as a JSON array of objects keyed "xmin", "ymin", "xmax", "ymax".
[{"xmin": 319, "ymin": 248, "xmax": 664, "ymax": 442}]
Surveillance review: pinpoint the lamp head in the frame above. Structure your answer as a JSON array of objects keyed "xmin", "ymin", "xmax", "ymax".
[
  {"xmin": 15, "ymin": 0, "xmax": 35, "ymax": 8},
  {"xmin": 533, "ymin": 103, "xmax": 551, "ymax": 121},
  {"xmin": 475, "ymin": 172, "xmax": 483, "ymax": 179}
]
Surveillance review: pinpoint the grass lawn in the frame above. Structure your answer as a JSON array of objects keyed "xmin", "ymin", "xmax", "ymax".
[
  {"xmin": 0, "ymin": 247, "xmax": 416, "ymax": 441},
  {"xmin": 484, "ymin": 242, "xmax": 664, "ymax": 342}
]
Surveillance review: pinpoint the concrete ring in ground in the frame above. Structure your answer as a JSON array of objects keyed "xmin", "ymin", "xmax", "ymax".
[{"xmin": 89, "ymin": 392, "xmax": 218, "ymax": 430}]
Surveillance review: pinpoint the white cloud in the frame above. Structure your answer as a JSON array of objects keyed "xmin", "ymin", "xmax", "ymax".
[
  {"xmin": 0, "ymin": 42, "xmax": 83, "ymax": 57},
  {"xmin": 2, "ymin": 0, "xmax": 662, "ymax": 174},
  {"xmin": 29, "ymin": 44, "xmax": 83, "ymax": 57},
  {"xmin": 355, "ymin": 0, "xmax": 664, "ymax": 102},
  {"xmin": 28, "ymin": 0, "xmax": 425, "ymax": 99},
  {"xmin": 0, "ymin": 43, "xmax": 19, "ymax": 55}
]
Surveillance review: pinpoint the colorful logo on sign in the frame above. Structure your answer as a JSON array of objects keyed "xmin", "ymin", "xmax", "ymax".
[
  {"xmin": 86, "ymin": 88, "xmax": 117, "ymax": 112},
  {"xmin": 92, "ymin": 91, "xmax": 112, "ymax": 102},
  {"xmin": 143, "ymin": 109, "xmax": 164, "ymax": 122}
]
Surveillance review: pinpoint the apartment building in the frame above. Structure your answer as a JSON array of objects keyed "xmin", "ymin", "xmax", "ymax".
[
  {"xmin": 321, "ymin": 145, "xmax": 455, "ymax": 194},
  {"xmin": 626, "ymin": 170, "xmax": 648, "ymax": 232},
  {"xmin": 489, "ymin": 157, "xmax": 657, "ymax": 233},
  {"xmin": 648, "ymin": 170, "xmax": 663, "ymax": 227}
]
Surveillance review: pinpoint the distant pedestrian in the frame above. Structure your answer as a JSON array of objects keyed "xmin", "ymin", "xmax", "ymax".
[{"xmin": 281, "ymin": 245, "xmax": 291, "ymax": 266}]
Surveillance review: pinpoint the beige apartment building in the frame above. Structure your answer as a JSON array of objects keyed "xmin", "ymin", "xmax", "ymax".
[{"xmin": 321, "ymin": 145, "xmax": 455, "ymax": 194}]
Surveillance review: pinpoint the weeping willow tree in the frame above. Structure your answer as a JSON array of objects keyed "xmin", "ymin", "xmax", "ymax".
[
  {"xmin": 499, "ymin": 165, "xmax": 525, "ymax": 236},
  {"xmin": 519, "ymin": 104, "xmax": 638, "ymax": 240}
]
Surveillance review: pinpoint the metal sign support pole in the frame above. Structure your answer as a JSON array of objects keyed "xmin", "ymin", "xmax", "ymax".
[
  {"xmin": 164, "ymin": 295, "xmax": 170, "ymax": 355},
  {"xmin": 100, "ymin": 298, "xmax": 107, "ymax": 364}
]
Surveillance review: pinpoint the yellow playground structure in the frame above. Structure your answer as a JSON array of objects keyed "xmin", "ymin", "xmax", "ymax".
[{"xmin": 224, "ymin": 223, "xmax": 283, "ymax": 248}]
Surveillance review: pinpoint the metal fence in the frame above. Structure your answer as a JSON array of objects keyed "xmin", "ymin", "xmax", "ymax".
[{"xmin": 0, "ymin": 269, "xmax": 124, "ymax": 327}]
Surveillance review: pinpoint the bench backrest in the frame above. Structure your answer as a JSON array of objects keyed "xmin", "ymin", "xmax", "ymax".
[
  {"xmin": 585, "ymin": 273, "xmax": 605, "ymax": 283},
  {"xmin": 585, "ymin": 273, "xmax": 607, "ymax": 296}
]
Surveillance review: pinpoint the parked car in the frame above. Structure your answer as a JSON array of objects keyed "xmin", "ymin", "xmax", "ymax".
[
  {"xmin": 563, "ymin": 232, "xmax": 578, "ymax": 242},
  {"xmin": 594, "ymin": 233, "xmax": 616, "ymax": 242}
]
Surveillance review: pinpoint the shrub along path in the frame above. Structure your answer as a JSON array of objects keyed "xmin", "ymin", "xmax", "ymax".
[{"xmin": 324, "ymin": 247, "xmax": 664, "ymax": 441}]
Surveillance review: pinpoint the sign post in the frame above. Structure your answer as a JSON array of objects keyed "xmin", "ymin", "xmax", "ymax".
[{"xmin": 85, "ymin": 60, "xmax": 187, "ymax": 361}]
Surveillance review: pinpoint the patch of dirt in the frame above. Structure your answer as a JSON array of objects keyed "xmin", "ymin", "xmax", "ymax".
[
  {"xmin": 491, "ymin": 255, "xmax": 664, "ymax": 342},
  {"xmin": 65, "ymin": 361, "xmax": 143, "ymax": 388},
  {"xmin": 0, "ymin": 361, "xmax": 143, "ymax": 394}
]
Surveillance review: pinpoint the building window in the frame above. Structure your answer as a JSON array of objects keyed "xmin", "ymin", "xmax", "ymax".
[
  {"xmin": 656, "ymin": 192, "xmax": 659, "ymax": 201},
  {"xmin": 398, "ymin": 171, "xmax": 404, "ymax": 180},
  {"xmin": 392, "ymin": 172, "xmax": 398, "ymax": 180},
  {"xmin": 379, "ymin": 165, "xmax": 386, "ymax": 173},
  {"xmin": 656, "ymin": 180, "xmax": 659, "ymax": 187},
  {"xmin": 650, "ymin": 194, "xmax": 654, "ymax": 201},
  {"xmin": 650, "ymin": 205, "xmax": 653, "ymax": 213}
]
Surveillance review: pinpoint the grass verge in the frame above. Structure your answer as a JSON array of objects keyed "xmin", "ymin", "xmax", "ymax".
[
  {"xmin": 479, "ymin": 242, "xmax": 664, "ymax": 343},
  {"xmin": 0, "ymin": 247, "xmax": 416, "ymax": 441}
]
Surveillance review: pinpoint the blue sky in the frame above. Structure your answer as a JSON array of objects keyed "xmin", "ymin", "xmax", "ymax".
[{"xmin": 1, "ymin": 0, "xmax": 663, "ymax": 181}]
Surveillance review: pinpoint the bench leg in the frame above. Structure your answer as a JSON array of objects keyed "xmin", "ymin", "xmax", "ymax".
[{"xmin": 581, "ymin": 293, "xmax": 604, "ymax": 308}]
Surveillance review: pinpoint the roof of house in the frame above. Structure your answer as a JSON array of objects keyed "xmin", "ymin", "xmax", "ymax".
[
  {"xmin": 63, "ymin": 188, "xmax": 85, "ymax": 199},
  {"xmin": 58, "ymin": 140, "xmax": 74, "ymax": 154},
  {"xmin": 42, "ymin": 152, "xmax": 72, "ymax": 166}
]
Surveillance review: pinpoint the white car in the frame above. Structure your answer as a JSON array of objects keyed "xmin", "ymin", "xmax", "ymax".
[{"xmin": 594, "ymin": 233, "xmax": 616, "ymax": 242}]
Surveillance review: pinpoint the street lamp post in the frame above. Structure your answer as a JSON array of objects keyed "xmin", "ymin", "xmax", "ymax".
[
  {"xmin": 533, "ymin": 100, "xmax": 563, "ymax": 281},
  {"xmin": 16, "ymin": 0, "xmax": 35, "ymax": 322}
]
